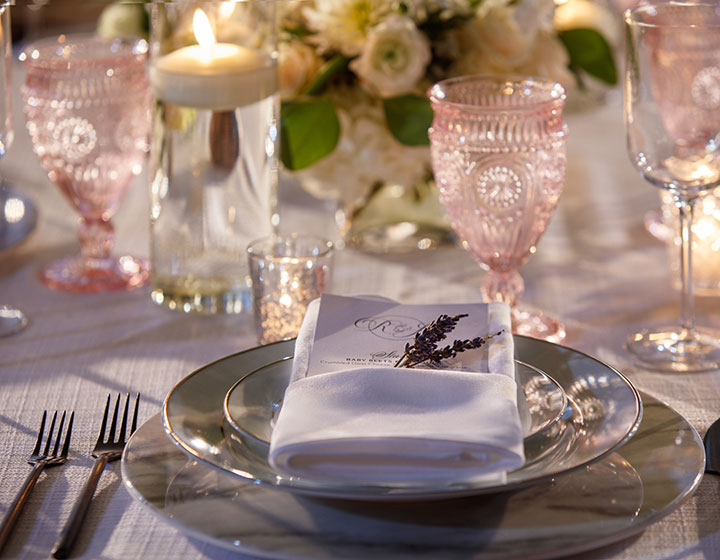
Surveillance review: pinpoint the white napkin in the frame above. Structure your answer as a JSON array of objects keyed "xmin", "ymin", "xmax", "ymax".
[{"xmin": 268, "ymin": 296, "xmax": 524, "ymax": 485}]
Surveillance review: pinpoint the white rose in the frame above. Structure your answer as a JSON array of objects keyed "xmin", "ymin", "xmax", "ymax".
[
  {"xmin": 278, "ymin": 42, "xmax": 321, "ymax": 98},
  {"xmin": 350, "ymin": 16, "xmax": 431, "ymax": 97},
  {"xmin": 554, "ymin": 0, "xmax": 621, "ymax": 47},
  {"xmin": 516, "ymin": 32, "xmax": 576, "ymax": 88},
  {"xmin": 97, "ymin": 2, "xmax": 147, "ymax": 41}
]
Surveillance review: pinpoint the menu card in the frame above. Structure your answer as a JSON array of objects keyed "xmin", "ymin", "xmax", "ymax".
[{"xmin": 307, "ymin": 294, "xmax": 503, "ymax": 377}]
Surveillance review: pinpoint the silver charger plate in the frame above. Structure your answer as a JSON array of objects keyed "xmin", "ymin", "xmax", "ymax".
[
  {"xmin": 122, "ymin": 392, "xmax": 704, "ymax": 560},
  {"xmin": 162, "ymin": 336, "xmax": 642, "ymax": 501}
]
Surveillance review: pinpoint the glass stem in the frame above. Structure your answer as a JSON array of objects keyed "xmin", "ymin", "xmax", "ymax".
[
  {"xmin": 78, "ymin": 217, "xmax": 114, "ymax": 269},
  {"xmin": 675, "ymin": 194, "xmax": 696, "ymax": 335}
]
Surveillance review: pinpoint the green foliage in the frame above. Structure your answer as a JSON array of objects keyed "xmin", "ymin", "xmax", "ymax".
[
  {"xmin": 304, "ymin": 55, "xmax": 352, "ymax": 96},
  {"xmin": 383, "ymin": 95, "xmax": 433, "ymax": 146},
  {"xmin": 559, "ymin": 28, "xmax": 618, "ymax": 85},
  {"xmin": 280, "ymin": 99, "xmax": 341, "ymax": 171}
]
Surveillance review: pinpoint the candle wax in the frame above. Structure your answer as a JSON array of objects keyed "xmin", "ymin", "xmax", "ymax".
[{"xmin": 150, "ymin": 43, "xmax": 277, "ymax": 110}]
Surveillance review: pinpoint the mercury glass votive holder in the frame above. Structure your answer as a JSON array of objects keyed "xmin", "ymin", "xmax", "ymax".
[
  {"xmin": 147, "ymin": 0, "xmax": 279, "ymax": 314},
  {"xmin": 248, "ymin": 235, "xmax": 333, "ymax": 345}
]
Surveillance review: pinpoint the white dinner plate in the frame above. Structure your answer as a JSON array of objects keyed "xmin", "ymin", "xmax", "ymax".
[
  {"xmin": 123, "ymin": 391, "xmax": 704, "ymax": 559},
  {"xmin": 162, "ymin": 336, "xmax": 642, "ymax": 501},
  {"xmin": 222, "ymin": 358, "xmax": 570, "ymax": 470}
]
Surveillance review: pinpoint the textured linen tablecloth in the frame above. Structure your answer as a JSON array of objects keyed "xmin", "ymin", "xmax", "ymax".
[{"xmin": 2, "ymin": 73, "xmax": 720, "ymax": 559}]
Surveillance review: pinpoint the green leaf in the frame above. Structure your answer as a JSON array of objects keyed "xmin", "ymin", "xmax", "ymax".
[
  {"xmin": 280, "ymin": 99, "xmax": 340, "ymax": 170},
  {"xmin": 303, "ymin": 54, "xmax": 351, "ymax": 96},
  {"xmin": 559, "ymin": 28, "xmax": 618, "ymax": 85},
  {"xmin": 383, "ymin": 95, "xmax": 433, "ymax": 146}
]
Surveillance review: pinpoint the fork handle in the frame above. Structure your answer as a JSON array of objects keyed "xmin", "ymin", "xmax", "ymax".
[
  {"xmin": 0, "ymin": 462, "xmax": 46, "ymax": 553},
  {"xmin": 52, "ymin": 455, "xmax": 109, "ymax": 559}
]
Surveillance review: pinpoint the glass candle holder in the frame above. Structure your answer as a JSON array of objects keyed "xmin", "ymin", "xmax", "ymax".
[
  {"xmin": 148, "ymin": 1, "xmax": 278, "ymax": 314},
  {"xmin": 248, "ymin": 235, "xmax": 333, "ymax": 345}
]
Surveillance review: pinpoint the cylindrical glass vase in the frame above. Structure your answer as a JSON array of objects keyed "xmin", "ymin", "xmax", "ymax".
[{"xmin": 148, "ymin": 1, "xmax": 278, "ymax": 314}]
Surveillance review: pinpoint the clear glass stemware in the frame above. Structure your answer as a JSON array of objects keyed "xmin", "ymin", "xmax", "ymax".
[
  {"xmin": 428, "ymin": 75, "xmax": 567, "ymax": 342},
  {"xmin": 624, "ymin": 2, "xmax": 720, "ymax": 371},
  {"xmin": 21, "ymin": 34, "xmax": 150, "ymax": 292}
]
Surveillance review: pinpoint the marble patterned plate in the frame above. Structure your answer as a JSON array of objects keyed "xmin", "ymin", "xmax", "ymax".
[
  {"xmin": 162, "ymin": 336, "xmax": 642, "ymax": 501},
  {"xmin": 123, "ymin": 391, "xmax": 704, "ymax": 560}
]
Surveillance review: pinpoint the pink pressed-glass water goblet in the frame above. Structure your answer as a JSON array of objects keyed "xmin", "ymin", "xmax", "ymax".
[
  {"xmin": 428, "ymin": 75, "xmax": 567, "ymax": 342},
  {"xmin": 21, "ymin": 34, "xmax": 150, "ymax": 292}
]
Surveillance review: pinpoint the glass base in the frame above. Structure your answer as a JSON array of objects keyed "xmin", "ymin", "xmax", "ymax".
[
  {"xmin": 511, "ymin": 307, "xmax": 566, "ymax": 344},
  {"xmin": 0, "ymin": 305, "xmax": 29, "ymax": 337},
  {"xmin": 626, "ymin": 327, "xmax": 720, "ymax": 372},
  {"xmin": 42, "ymin": 255, "xmax": 149, "ymax": 292},
  {"xmin": 151, "ymin": 277, "xmax": 252, "ymax": 314},
  {"xmin": 344, "ymin": 222, "xmax": 455, "ymax": 254}
]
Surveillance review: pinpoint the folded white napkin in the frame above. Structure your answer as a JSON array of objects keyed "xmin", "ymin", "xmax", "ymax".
[{"xmin": 268, "ymin": 296, "xmax": 524, "ymax": 486}]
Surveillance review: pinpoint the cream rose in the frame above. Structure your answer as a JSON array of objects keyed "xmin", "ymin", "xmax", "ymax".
[
  {"xmin": 350, "ymin": 16, "xmax": 431, "ymax": 97},
  {"xmin": 278, "ymin": 42, "xmax": 322, "ymax": 98}
]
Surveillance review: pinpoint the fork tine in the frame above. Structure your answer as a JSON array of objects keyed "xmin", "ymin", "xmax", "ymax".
[
  {"xmin": 107, "ymin": 394, "xmax": 121, "ymax": 443},
  {"xmin": 118, "ymin": 394, "xmax": 130, "ymax": 443},
  {"xmin": 32, "ymin": 411, "xmax": 47, "ymax": 456},
  {"xmin": 130, "ymin": 394, "xmax": 140, "ymax": 435},
  {"xmin": 43, "ymin": 411, "xmax": 58, "ymax": 456},
  {"xmin": 51, "ymin": 411, "xmax": 67, "ymax": 457},
  {"xmin": 96, "ymin": 395, "xmax": 111, "ymax": 446},
  {"xmin": 60, "ymin": 412, "xmax": 74, "ymax": 459}
]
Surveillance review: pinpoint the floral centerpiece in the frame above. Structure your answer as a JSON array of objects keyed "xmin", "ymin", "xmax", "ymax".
[
  {"xmin": 276, "ymin": 0, "xmax": 618, "ymax": 250},
  {"xmin": 98, "ymin": 0, "xmax": 617, "ymax": 250}
]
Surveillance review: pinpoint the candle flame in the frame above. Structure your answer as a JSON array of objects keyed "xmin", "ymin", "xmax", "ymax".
[
  {"xmin": 193, "ymin": 9, "xmax": 216, "ymax": 49},
  {"xmin": 220, "ymin": 1, "xmax": 236, "ymax": 19}
]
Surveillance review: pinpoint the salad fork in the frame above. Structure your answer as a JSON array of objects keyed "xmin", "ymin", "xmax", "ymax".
[
  {"xmin": 52, "ymin": 394, "xmax": 139, "ymax": 559},
  {"xmin": 0, "ymin": 410, "xmax": 74, "ymax": 553}
]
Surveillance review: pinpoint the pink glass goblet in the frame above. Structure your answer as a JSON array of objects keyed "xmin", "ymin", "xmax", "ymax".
[
  {"xmin": 22, "ymin": 34, "xmax": 150, "ymax": 292},
  {"xmin": 428, "ymin": 75, "xmax": 567, "ymax": 342}
]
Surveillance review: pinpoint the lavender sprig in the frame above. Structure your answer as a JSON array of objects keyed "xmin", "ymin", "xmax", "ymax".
[
  {"xmin": 400, "ymin": 330, "xmax": 505, "ymax": 368},
  {"xmin": 394, "ymin": 313, "xmax": 468, "ymax": 368}
]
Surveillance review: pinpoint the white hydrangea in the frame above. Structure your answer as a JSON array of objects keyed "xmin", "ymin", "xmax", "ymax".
[
  {"xmin": 303, "ymin": 0, "xmax": 395, "ymax": 56},
  {"xmin": 350, "ymin": 16, "xmax": 431, "ymax": 97},
  {"xmin": 295, "ymin": 87, "xmax": 430, "ymax": 210}
]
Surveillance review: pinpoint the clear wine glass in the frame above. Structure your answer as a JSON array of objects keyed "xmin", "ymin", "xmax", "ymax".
[
  {"xmin": 21, "ymin": 34, "xmax": 150, "ymax": 292},
  {"xmin": 428, "ymin": 75, "xmax": 567, "ymax": 342},
  {"xmin": 625, "ymin": 3, "xmax": 720, "ymax": 372},
  {"xmin": 0, "ymin": 0, "xmax": 29, "ymax": 337}
]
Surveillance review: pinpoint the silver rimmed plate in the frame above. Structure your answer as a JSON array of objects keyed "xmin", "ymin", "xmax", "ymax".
[
  {"xmin": 162, "ymin": 336, "xmax": 642, "ymax": 501},
  {"xmin": 123, "ymin": 392, "xmax": 703, "ymax": 559},
  {"xmin": 223, "ymin": 359, "xmax": 570, "ymax": 469}
]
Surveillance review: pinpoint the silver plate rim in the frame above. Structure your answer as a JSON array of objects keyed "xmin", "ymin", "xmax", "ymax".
[{"xmin": 162, "ymin": 335, "xmax": 643, "ymax": 501}]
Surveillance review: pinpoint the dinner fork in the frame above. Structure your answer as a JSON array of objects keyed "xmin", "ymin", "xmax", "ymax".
[
  {"xmin": 52, "ymin": 394, "xmax": 139, "ymax": 559},
  {"xmin": 0, "ymin": 410, "xmax": 74, "ymax": 553}
]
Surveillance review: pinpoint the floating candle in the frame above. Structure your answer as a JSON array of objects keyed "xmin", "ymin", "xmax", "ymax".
[{"xmin": 149, "ymin": 9, "xmax": 276, "ymax": 110}]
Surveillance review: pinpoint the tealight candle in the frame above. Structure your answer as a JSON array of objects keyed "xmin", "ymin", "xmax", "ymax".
[{"xmin": 149, "ymin": 9, "xmax": 276, "ymax": 110}]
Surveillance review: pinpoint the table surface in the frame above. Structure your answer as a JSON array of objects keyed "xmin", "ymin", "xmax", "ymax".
[{"xmin": 2, "ymin": 66, "xmax": 720, "ymax": 559}]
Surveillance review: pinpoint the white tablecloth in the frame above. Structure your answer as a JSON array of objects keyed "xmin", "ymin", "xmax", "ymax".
[{"xmin": 2, "ymin": 75, "xmax": 720, "ymax": 559}]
